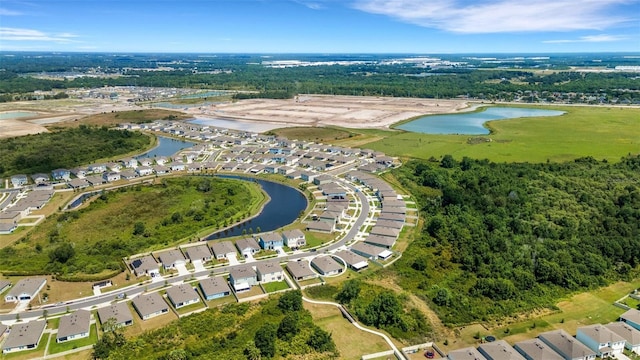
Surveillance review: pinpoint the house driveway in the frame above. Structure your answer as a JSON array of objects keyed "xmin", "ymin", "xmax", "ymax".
[
  {"xmin": 192, "ymin": 260, "xmax": 206, "ymax": 273},
  {"xmin": 228, "ymin": 254, "xmax": 240, "ymax": 266},
  {"xmin": 175, "ymin": 263, "xmax": 190, "ymax": 276}
]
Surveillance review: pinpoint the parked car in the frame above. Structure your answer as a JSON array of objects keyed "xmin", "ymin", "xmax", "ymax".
[{"xmin": 424, "ymin": 350, "xmax": 435, "ymax": 359}]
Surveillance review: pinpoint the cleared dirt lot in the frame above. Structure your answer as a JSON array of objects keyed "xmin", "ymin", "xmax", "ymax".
[
  {"xmin": 188, "ymin": 95, "xmax": 469, "ymax": 129},
  {"xmin": 0, "ymin": 95, "xmax": 470, "ymax": 138}
]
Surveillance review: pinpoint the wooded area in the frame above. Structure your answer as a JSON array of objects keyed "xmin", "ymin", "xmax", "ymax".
[
  {"xmin": 391, "ymin": 155, "xmax": 640, "ymax": 325},
  {"xmin": 0, "ymin": 125, "xmax": 150, "ymax": 177}
]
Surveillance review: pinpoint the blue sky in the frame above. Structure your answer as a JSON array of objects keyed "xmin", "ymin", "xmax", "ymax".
[{"xmin": 0, "ymin": 0, "xmax": 639, "ymax": 53}]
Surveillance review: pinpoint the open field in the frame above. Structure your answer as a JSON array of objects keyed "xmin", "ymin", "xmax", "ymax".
[
  {"xmin": 304, "ymin": 301, "xmax": 391, "ymax": 360},
  {"xmin": 362, "ymin": 105, "xmax": 640, "ymax": 163}
]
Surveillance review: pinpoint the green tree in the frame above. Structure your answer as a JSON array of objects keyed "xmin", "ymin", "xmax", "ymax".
[
  {"xmin": 307, "ymin": 326, "xmax": 336, "ymax": 353},
  {"xmin": 335, "ymin": 279, "xmax": 360, "ymax": 304},
  {"xmin": 277, "ymin": 313, "xmax": 299, "ymax": 341},
  {"xmin": 133, "ymin": 222, "xmax": 146, "ymax": 236},
  {"xmin": 254, "ymin": 323, "xmax": 277, "ymax": 358},
  {"xmin": 244, "ymin": 341, "xmax": 262, "ymax": 360},
  {"xmin": 49, "ymin": 243, "xmax": 75, "ymax": 264},
  {"xmin": 92, "ymin": 319, "xmax": 125, "ymax": 359},
  {"xmin": 278, "ymin": 290, "xmax": 302, "ymax": 312}
]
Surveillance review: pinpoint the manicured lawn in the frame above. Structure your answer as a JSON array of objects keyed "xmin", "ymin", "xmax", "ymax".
[
  {"xmin": 269, "ymin": 126, "xmax": 355, "ymax": 143},
  {"xmin": 175, "ymin": 301, "xmax": 207, "ymax": 316},
  {"xmin": 48, "ymin": 323, "xmax": 98, "ymax": 354},
  {"xmin": 262, "ymin": 280, "xmax": 289, "ymax": 293},
  {"xmin": 361, "ymin": 105, "xmax": 640, "ymax": 163},
  {"xmin": 235, "ymin": 285, "xmax": 264, "ymax": 299},
  {"xmin": 298, "ymin": 278, "xmax": 323, "ymax": 288},
  {"xmin": 122, "ymin": 302, "xmax": 178, "ymax": 337},
  {"xmin": 204, "ymin": 295, "xmax": 235, "ymax": 308},
  {"xmin": 303, "ymin": 231, "xmax": 333, "ymax": 248}
]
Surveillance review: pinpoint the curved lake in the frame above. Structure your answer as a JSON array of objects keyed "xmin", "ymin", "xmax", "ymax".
[
  {"xmin": 396, "ymin": 107, "xmax": 565, "ymax": 135},
  {"xmin": 206, "ymin": 176, "xmax": 308, "ymax": 240},
  {"xmin": 135, "ymin": 136, "xmax": 196, "ymax": 159}
]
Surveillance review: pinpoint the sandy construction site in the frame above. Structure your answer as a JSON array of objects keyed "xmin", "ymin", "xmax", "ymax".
[
  {"xmin": 188, "ymin": 95, "xmax": 469, "ymax": 129},
  {"xmin": 0, "ymin": 95, "xmax": 470, "ymax": 138}
]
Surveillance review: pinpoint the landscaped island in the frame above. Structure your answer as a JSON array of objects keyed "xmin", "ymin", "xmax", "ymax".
[{"xmin": 0, "ymin": 176, "xmax": 265, "ymax": 280}]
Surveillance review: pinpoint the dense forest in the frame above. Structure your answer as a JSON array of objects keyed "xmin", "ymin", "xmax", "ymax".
[
  {"xmin": 0, "ymin": 177, "xmax": 259, "ymax": 280},
  {"xmin": 0, "ymin": 125, "xmax": 150, "ymax": 178},
  {"xmin": 1, "ymin": 53, "xmax": 639, "ymax": 103},
  {"xmin": 391, "ymin": 155, "xmax": 640, "ymax": 325},
  {"xmin": 95, "ymin": 291, "xmax": 338, "ymax": 360}
]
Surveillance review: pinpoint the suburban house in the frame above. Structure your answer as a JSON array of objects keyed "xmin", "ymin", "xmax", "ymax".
[
  {"xmin": 364, "ymin": 234, "xmax": 396, "ymax": 249},
  {"xmin": 67, "ymin": 178, "xmax": 90, "ymax": 189},
  {"xmin": 103, "ymin": 172, "xmax": 121, "ymax": 182},
  {"xmin": 604, "ymin": 322, "xmax": 640, "ymax": 354},
  {"xmin": 1, "ymin": 320, "xmax": 46, "ymax": 354},
  {"xmin": 447, "ymin": 347, "xmax": 488, "ymax": 360},
  {"xmin": 56, "ymin": 310, "xmax": 91, "ymax": 343},
  {"xmin": 4, "ymin": 277, "xmax": 46, "ymax": 303},
  {"xmin": 0, "ymin": 213, "xmax": 19, "ymax": 235},
  {"xmin": 334, "ymin": 250, "xmax": 369, "ymax": 271},
  {"xmin": 369, "ymin": 225, "xmax": 400, "ymax": 239},
  {"xmin": 10, "ymin": 174, "xmax": 28, "ymax": 187},
  {"xmin": 97, "ymin": 302, "xmax": 134, "ymax": 328},
  {"xmin": 87, "ymin": 164, "xmax": 107, "ymax": 173},
  {"xmin": 258, "ymin": 232, "xmax": 284, "ymax": 250},
  {"xmin": 311, "ymin": 256, "xmax": 343, "ymax": 276},
  {"xmin": 235, "ymin": 237, "xmax": 261, "ymax": 258},
  {"xmin": 132, "ymin": 292, "xmax": 169, "ymax": 320},
  {"xmin": 286, "ymin": 261, "xmax": 317, "ymax": 281},
  {"xmin": 378, "ymin": 211, "xmax": 406, "ymax": 223},
  {"xmin": 478, "ymin": 340, "xmax": 525, "ymax": 360},
  {"xmin": 306, "ymin": 220, "xmax": 334, "ymax": 233},
  {"xmin": 576, "ymin": 324, "xmax": 625, "ymax": 357},
  {"xmin": 155, "ymin": 249, "xmax": 186, "ymax": 270},
  {"xmin": 199, "ymin": 277, "xmax": 232, "ymax": 300},
  {"xmin": 183, "ymin": 244, "xmax": 213, "ymax": 263},
  {"xmin": 621, "ymin": 309, "xmax": 640, "ymax": 331},
  {"xmin": 375, "ymin": 219, "xmax": 404, "ymax": 229},
  {"xmin": 282, "ymin": 229, "xmax": 306, "ymax": 249},
  {"xmin": 210, "ymin": 241, "xmax": 238, "ymax": 260},
  {"xmin": 129, "ymin": 255, "xmax": 160, "ymax": 278},
  {"xmin": 256, "ymin": 261, "xmax": 284, "ymax": 284},
  {"xmin": 31, "ymin": 173, "xmax": 49, "ymax": 185},
  {"xmin": 135, "ymin": 166, "xmax": 154, "ymax": 177},
  {"xmin": 51, "ymin": 169, "xmax": 71, "ymax": 181},
  {"xmin": 228, "ymin": 266, "xmax": 258, "ymax": 292},
  {"xmin": 514, "ymin": 339, "xmax": 564, "ymax": 360},
  {"xmin": 538, "ymin": 330, "xmax": 597, "ymax": 360},
  {"xmin": 166, "ymin": 284, "xmax": 200, "ymax": 309},
  {"xmin": 350, "ymin": 242, "xmax": 393, "ymax": 261}
]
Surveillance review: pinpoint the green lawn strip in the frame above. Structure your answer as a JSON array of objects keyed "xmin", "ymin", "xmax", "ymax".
[
  {"xmin": 357, "ymin": 106, "xmax": 640, "ymax": 163},
  {"xmin": 303, "ymin": 232, "xmax": 333, "ymax": 249},
  {"xmin": 47, "ymin": 323, "xmax": 98, "ymax": 354},
  {"xmin": 204, "ymin": 295, "xmax": 235, "ymax": 308},
  {"xmin": 262, "ymin": 280, "xmax": 290, "ymax": 293},
  {"xmin": 175, "ymin": 301, "xmax": 207, "ymax": 316}
]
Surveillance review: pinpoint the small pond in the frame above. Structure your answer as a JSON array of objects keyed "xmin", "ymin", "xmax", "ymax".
[
  {"xmin": 135, "ymin": 136, "xmax": 196, "ymax": 159},
  {"xmin": 396, "ymin": 107, "xmax": 565, "ymax": 135},
  {"xmin": 0, "ymin": 111, "xmax": 39, "ymax": 120}
]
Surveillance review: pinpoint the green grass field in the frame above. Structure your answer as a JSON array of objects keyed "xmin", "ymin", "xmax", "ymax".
[
  {"xmin": 47, "ymin": 323, "xmax": 98, "ymax": 354},
  {"xmin": 275, "ymin": 106, "xmax": 640, "ymax": 163}
]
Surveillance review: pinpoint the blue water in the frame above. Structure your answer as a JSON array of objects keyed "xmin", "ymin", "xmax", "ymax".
[
  {"xmin": 397, "ymin": 107, "xmax": 565, "ymax": 135},
  {"xmin": 135, "ymin": 136, "xmax": 196, "ymax": 159},
  {"xmin": 0, "ymin": 111, "xmax": 38, "ymax": 120},
  {"xmin": 206, "ymin": 176, "xmax": 308, "ymax": 240},
  {"xmin": 180, "ymin": 91, "xmax": 228, "ymax": 99}
]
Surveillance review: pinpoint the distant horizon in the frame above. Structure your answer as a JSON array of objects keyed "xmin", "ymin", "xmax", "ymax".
[
  {"xmin": 2, "ymin": 50, "xmax": 639, "ymax": 55},
  {"xmin": 1, "ymin": 0, "xmax": 638, "ymax": 53}
]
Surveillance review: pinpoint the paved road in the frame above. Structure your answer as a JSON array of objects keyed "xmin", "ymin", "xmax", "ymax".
[{"xmin": 0, "ymin": 178, "xmax": 373, "ymax": 322}]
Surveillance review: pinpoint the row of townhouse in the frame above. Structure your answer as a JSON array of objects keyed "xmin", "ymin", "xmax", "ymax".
[
  {"xmin": 128, "ymin": 230, "xmax": 307, "ymax": 277},
  {"xmin": 447, "ymin": 309, "xmax": 640, "ymax": 360},
  {"xmin": 0, "ymin": 189, "xmax": 54, "ymax": 234}
]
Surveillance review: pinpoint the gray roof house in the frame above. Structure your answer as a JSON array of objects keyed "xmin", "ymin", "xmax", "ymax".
[
  {"xmin": 4, "ymin": 277, "xmax": 46, "ymax": 303},
  {"xmin": 166, "ymin": 284, "xmax": 200, "ymax": 309},
  {"xmin": 350, "ymin": 242, "xmax": 393, "ymax": 260},
  {"xmin": 282, "ymin": 229, "xmax": 306, "ymax": 248},
  {"xmin": 182, "ymin": 244, "xmax": 212, "ymax": 263},
  {"xmin": 256, "ymin": 261, "xmax": 284, "ymax": 284},
  {"xmin": 155, "ymin": 249, "xmax": 186, "ymax": 270},
  {"xmin": 364, "ymin": 234, "xmax": 397, "ymax": 249},
  {"xmin": 369, "ymin": 225, "xmax": 400, "ymax": 239},
  {"xmin": 538, "ymin": 330, "xmax": 597, "ymax": 360},
  {"xmin": 311, "ymin": 256, "xmax": 343, "ymax": 276},
  {"xmin": 229, "ymin": 266, "xmax": 258, "ymax": 292},
  {"xmin": 129, "ymin": 255, "xmax": 160, "ymax": 278},
  {"xmin": 447, "ymin": 346, "xmax": 488, "ymax": 360},
  {"xmin": 235, "ymin": 237, "xmax": 261, "ymax": 257},
  {"xmin": 478, "ymin": 340, "xmax": 525, "ymax": 360},
  {"xmin": 199, "ymin": 277, "xmax": 232, "ymax": 300},
  {"xmin": 286, "ymin": 261, "xmax": 317, "ymax": 281},
  {"xmin": 604, "ymin": 322, "xmax": 640, "ymax": 354},
  {"xmin": 210, "ymin": 241, "xmax": 238, "ymax": 260},
  {"xmin": 306, "ymin": 220, "xmax": 334, "ymax": 233},
  {"xmin": 621, "ymin": 309, "xmax": 640, "ymax": 331},
  {"xmin": 576, "ymin": 324, "xmax": 625, "ymax": 357},
  {"xmin": 334, "ymin": 250, "xmax": 369, "ymax": 271},
  {"xmin": 132, "ymin": 292, "xmax": 169, "ymax": 320},
  {"xmin": 97, "ymin": 302, "xmax": 134, "ymax": 328},
  {"xmin": 1, "ymin": 320, "xmax": 46, "ymax": 354},
  {"xmin": 57, "ymin": 310, "xmax": 91, "ymax": 343},
  {"xmin": 514, "ymin": 339, "xmax": 564, "ymax": 360}
]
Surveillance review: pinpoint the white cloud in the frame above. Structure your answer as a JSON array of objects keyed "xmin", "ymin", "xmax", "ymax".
[
  {"xmin": 0, "ymin": 27, "xmax": 79, "ymax": 42},
  {"xmin": 0, "ymin": 8, "xmax": 22, "ymax": 16},
  {"xmin": 543, "ymin": 34, "xmax": 628, "ymax": 43},
  {"xmin": 352, "ymin": 0, "xmax": 635, "ymax": 33},
  {"xmin": 292, "ymin": 0, "xmax": 325, "ymax": 10}
]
